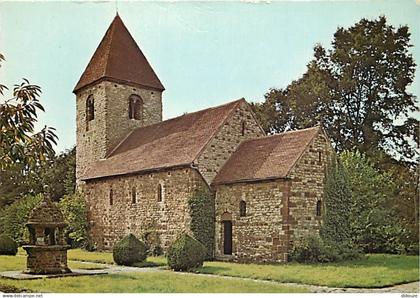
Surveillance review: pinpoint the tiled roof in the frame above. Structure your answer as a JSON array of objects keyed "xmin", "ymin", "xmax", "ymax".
[
  {"xmin": 28, "ymin": 197, "xmax": 65, "ymax": 225},
  {"xmin": 73, "ymin": 14, "xmax": 164, "ymax": 93},
  {"xmin": 82, "ymin": 99, "xmax": 244, "ymax": 180},
  {"xmin": 213, "ymin": 127, "xmax": 320, "ymax": 185}
]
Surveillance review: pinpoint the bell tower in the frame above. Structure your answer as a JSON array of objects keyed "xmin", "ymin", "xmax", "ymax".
[{"xmin": 73, "ymin": 14, "xmax": 165, "ymax": 182}]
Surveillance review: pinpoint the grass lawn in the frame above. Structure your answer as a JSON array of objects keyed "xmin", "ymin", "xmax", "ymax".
[
  {"xmin": 0, "ymin": 254, "xmax": 304, "ymax": 293},
  {"xmin": 8, "ymin": 249, "xmax": 419, "ymax": 290},
  {"xmin": 17, "ymin": 247, "xmax": 167, "ymax": 266},
  {"xmin": 0, "ymin": 272, "xmax": 307, "ymax": 293},
  {"xmin": 196, "ymin": 254, "xmax": 420, "ymax": 288},
  {"xmin": 0, "ymin": 254, "xmax": 107, "ymax": 271}
]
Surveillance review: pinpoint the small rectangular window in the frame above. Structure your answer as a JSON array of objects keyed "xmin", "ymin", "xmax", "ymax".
[
  {"xmin": 158, "ymin": 184, "xmax": 163, "ymax": 202},
  {"xmin": 239, "ymin": 200, "xmax": 247, "ymax": 217},
  {"xmin": 316, "ymin": 200, "xmax": 322, "ymax": 217},
  {"xmin": 241, "ymin": 121, "xmax": 246, "ymax": 136},
  {"xmin": 131, "ymin": 187, "xmax": 136, "ymax": 204},
  {"xmin": 109, "ymin": 189, "xmax": 113, "ymax": 206}
]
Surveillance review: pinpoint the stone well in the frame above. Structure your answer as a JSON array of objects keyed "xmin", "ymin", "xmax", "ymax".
[{"xmin": 22, "ymin": 192, "xmax": 71, "ymax": 274}]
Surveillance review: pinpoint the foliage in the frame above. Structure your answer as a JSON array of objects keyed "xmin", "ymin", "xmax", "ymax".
[
  {"xmin": 112, "ymin": 234, "xmax": 147, "ymax": 266},
  {"xmin": 167, "ymin": 234, "xmax": 206, "ymax": 271},
  {"xmin": 252, "ymin": 16, "xmax": 418, "ymax": 162},
  {"xmin": 0, "ymin": 234, "xmax": 18, "ymax": 255},
  {"xmin": 341, "ymin": 151, "xmax": 408, "ymax": 253},
  {"xmin": 141, "ymin": 230, "xmax": 163, "ymax": 256},
  {"xmin": 188, "ymin": 189, "xmax": 214, "ymax": 259},
  {"xmin": 0, "ymin": 54, "xmax": 58, "ymax": 172},
  {"xmin": 0, "ymin": 147, "xmax": 75, "ymax": 208},
  {"xmin": 196, "ymin": 254, "xmax": 419, "ymax": 288},
  {"xmin": 320, "ymin": 157, "xmax": 352, "ymax": 244},
  {"xmin": 0, "ymin": 194, "xmax": 43, "ymax": 245},
  {"xmin": 289, "ymin": 234, "xmax": 360, "ymax": 264},
  {"xmin": 289, "ymin": 234, "xmax": 338, "ymax": 263},
  {"xmin": 57, "ymin": 192, "xmax": 88, "ymax": 248},
  {"xmin": 371, "ymin": 151, "xmax": 419, "ymax": 249}
]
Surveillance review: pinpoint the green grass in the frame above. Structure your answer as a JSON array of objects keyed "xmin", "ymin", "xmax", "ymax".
[
  {"xmin": 18, "ymin": 247, "xmax": 167, "ymax": 266},
  {"xmin": 0, "ymin": 254, "xmax": 107, "ymax": 271},
  {"xmin": 6, "ymin": 249, "xmax": 419, "ymax": 291},
  {"xmin": 1, "ymin": 253, "xmax": 305, "ymax": 293},
  {"xmin": 0, "ymin": 271, "xmax": 306, "ymax": 293},
  {"xmin": 196, "ymin": 254, "xmax": 419, "ymax": 288}
]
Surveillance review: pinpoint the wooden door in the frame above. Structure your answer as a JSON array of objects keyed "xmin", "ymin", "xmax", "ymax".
[{"xmin": 223, "ymin": 220, "xmax": 232, "ymax": 255}]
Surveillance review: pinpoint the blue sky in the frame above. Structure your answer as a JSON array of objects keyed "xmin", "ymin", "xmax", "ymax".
[{"xmin": 0, "ymin": 0, "xmax": 419, "ymax": 153}]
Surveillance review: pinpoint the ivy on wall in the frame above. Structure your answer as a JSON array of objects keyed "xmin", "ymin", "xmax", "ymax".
[
  {"xmin": 320, "ymin": 157, "xmax": 352, "ymax": 244},
  {"xmin": 188, "ymin": 188, "xmax": 215, "ymax": 259}
]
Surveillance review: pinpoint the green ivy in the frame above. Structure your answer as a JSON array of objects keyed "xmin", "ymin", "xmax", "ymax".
[
  {"xmin": 188, "ymin": 189, "xmax": 214, "ymax": 259},
  {"xmin": 320, "ymin": 157, "xmax": 352, "ymax": 244}
]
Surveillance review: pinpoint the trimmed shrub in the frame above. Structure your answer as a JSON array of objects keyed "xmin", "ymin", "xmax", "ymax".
[
  {"xmin": 0, "ymin": 234, "xmax": 18, "ymax": 256},
  {"xmin": 167, "ymin": 234, "xmax": 206, "ymax": 271},
  {"xmin": 113, "ymin": 234, "xmax": 147, "ymax": 266}
]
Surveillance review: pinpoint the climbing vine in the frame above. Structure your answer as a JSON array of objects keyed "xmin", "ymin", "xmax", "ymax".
[
  {"xmin": 188, "ymin": 189, "xmax": 214, "ymax": 259},
  {"xmin": 320, "ymin": 157, "xmax": 352, "ymax": 244}
]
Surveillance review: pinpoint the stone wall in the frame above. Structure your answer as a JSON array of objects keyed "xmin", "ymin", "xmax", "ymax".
[
  {"xmin": 196, "ymin": 101, "xmax": 265, "ymax": 184},
  {"xmin": 75, "ymin": 81, "xmax": 108, "ymax": 182},
  {"xmin": 287, "ymin": 130, "xmax": 333, "ymax": 243},
  {"xmin": 25, "ymin": 247, "xmax": 70, "ymax": 274},
  {"xmin": 75, "ymin": 80, "xmax": 162, "ymax": 182},
  {"xmin": 214, "ymin": 179, "xmax": 289, "ymax": 263},
  {"xmin": 105, "ymin": 81, "xmax": 162, "ymax": 152},
  {"xmin": 84, "ymin": 167, "xmax": 207, "ymax": 251},
  {"xmin": 213, "ymin": 129, "xmax": 333, "ymax": 263}
]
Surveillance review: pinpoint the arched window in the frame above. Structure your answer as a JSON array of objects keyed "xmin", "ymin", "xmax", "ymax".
[
  {"xmin": 131, "ymin": 187, "xmax": 136, "ymax": 204},
  {"xmin": 316, "ymin": 200, "xmax": 322, "ymax": 217},
  {"xmin": 239, "ymin": 200, "xmax": 246, "ymax": 217},
  {"xmin": 86, "ymin": 95, "xmax": 95, "ymax": 122},
  {"xmin": 129, "ymin": 94, "xmax": 143, "ymax": 120},
  {"xmin": 318, "ymin": 151, "xmax": 322, "ymax": 163},
  {"xmin": 109, "ymin": 189, "xmax": 113, "ymax": 206},
  {"xmin": 241, "ymin": 121, "xmax": 246, "ymax": 136},
  {"xmin": 157, "ymin": 183, "xmax": 163, "ymax": 202}
]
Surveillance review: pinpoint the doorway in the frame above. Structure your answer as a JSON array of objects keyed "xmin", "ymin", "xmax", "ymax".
[{"xmin": 223, "ymin": 220, "xmax": 232, "ymax": 255}]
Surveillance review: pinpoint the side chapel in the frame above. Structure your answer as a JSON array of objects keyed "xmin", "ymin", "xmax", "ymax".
[{"xmin": 74, "ymin": 15, "xmax": 333, "ymax": 263}]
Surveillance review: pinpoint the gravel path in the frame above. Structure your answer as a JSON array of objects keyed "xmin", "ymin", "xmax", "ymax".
[{"xmin": 79, "ymin": 261, "xmax": 419, "ymax": 293}]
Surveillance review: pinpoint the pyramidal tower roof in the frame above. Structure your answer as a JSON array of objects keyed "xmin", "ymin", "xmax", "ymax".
[{"xmin": 73, "ymin": 14, "xmax": 164, "ymax": 93}]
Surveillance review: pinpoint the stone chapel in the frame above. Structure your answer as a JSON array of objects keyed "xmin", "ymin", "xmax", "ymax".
[{"xmin": 74, "ymin": 15, "xmax": 333, "ymax": 263}]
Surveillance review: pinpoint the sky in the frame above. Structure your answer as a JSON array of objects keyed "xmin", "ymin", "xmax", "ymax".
[{"xmin": 0, "ymin": 0, "xmax": 419, "ymax": 153}]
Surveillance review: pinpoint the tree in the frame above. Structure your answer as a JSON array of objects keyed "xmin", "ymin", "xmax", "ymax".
[
  {"xmin": 252, "ymin": 16, "xmax": 418, "ymax": 162},
  {"xmin": 58, "ymin": 192, "xmax": 88, "ymax": 248},
  {"xmin": 341, "ymin": 151, "xmax": 408, "ymax": 253},
  {"xmin": 0, "ymin": 54, "xmax": 58, "ymax": 172},
  {"xmin": 0, "ymin": 146, "xmax": 75, "ymax": 208}
]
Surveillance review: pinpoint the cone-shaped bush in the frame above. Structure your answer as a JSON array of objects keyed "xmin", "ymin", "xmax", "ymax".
[
  {"xmin": 167, "ymin": 234, "xmax": 206, "ymax": 271},
  {"xmin": 113, "ymin": 234, "xmax": 147, "ymax": 265},
  {"xmin": 0, "ymin": 234, "xmax": 18, "ymax": 256}
]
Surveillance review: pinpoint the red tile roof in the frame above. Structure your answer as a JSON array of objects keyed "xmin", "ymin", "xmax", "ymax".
[
  {"xmin": 82, "ymin": 99, "xmax": 244, "ymax": 180},
  {"xmin": 73, "ymin": 14, "xmax": 164, "ymax": 93},
  {"xmin": 213, "ymin": 127, "xmax": 320, "ymax": 185}
]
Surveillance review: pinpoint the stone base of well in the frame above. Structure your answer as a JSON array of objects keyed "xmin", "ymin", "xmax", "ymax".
[{"xmin": 22, "ymin": 245, "xmax": 71, "ymax": 274}]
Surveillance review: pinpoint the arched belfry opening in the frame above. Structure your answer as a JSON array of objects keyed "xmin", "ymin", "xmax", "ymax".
[{"xmin": 129, "ymin": 94, "xmax": 143, "ymax": 121}]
